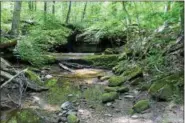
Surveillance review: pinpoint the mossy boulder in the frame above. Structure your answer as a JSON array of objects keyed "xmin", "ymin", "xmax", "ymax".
[
  {"xmin": 108, "ymin": 76, "xmax": 126, "ymax": 87},
  {"xmin": 104, "ymin": 48, "xmax": 118, "ymax": 54},
  {"xmin": 132, "ymin": 100, "xmax": 150, "ymax": 113},
  {"xmin": 121, "ymin": 65, "xmax": 142, "ymax": 81},
  {"xmin": 67, "ymin": 114, "xmax": 79, "ymax": 123},
  {"xmin": 117, "ymin": 87, "xmax": 129, "ymax": 93},
  {"xmin": 104, "ymin": 87, "xmax": 118, "ymax": 92},
  {"xmin": 104, "ymin": 86, "xmax": 129, "ymax": 93},
  {"xmin": 25, "ymin": 70, "xmax": 43, "ymax": 85},
  {"xmin": 101, "ymin": 92, "xmax": 119, "ymax": 103},
  {"xmin": 148, "ymin": 73, "xmax": 183, "ymax": 101}
]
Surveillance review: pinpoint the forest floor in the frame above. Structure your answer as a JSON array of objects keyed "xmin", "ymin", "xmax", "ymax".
[{"xmin": 1, "ymin": 53, "xmax": 183, "ymax": 123}]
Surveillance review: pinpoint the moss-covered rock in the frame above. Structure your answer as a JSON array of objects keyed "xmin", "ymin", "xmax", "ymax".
[
  {"xmin": 104, "ymin": 87, "xmax": 118, "ymax": 92},
  {"xmin": 101, "ymin": 92, "xmax": 119, "ymax": 103},
  {"xmin": 25, "ymin": 70, "xmax": 43, "ymax": 85},
  {"xmin": 117, "ymin": 87, "xmax": 129, "ymax": 93},
  {"xmin": 157, "ymin": 84, "xmax": 173, "ymax": 101},
  {"xmin": 121, "ymin": 65, "xmax": 142, "ymax": 81},
  {"xmin": 138, "ymin": 83, "xmax": 151, "ymax": 91},
  {"xmin": 67, "ymin": 114, "xmax": 79, "ymax": 123},
  {"xmin": 104, "ymin": 86, "xmax": 129, "ymax": 93},
  {"xmin": 132, "ymin": 100, "xmax": 150, "ymax": 113},
  {"xmin": 83, "ymin": 55, "xmax": 118, "ymax": 69},
  {"xmin": 148, "ymin": 73, "xmax": 183, "ymax": 101},
  {"xmin": 100, "ymin": 76, "xmax": 111, "ymax": 81},
  {"xmin": 104, "ymin": 48, "xmax": 118, "ymax": 54},
  {"xmin": 108, "ymin": 76, "xmax": 126, "ymax": 87}
]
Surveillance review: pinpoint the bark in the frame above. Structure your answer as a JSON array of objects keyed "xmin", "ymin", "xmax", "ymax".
[
  {"xmin": 122, "ymin": 2, "xmax": 131, "ymax": 25},
  {"xmin": 180, "ymin": 2, "xmax": 184, "ymax": 32},
  {"xmin": 34, "ymin": 1, "xmax": 37, "ymax": 11},
  {"xmin": 0, "ymin": 40, "xmax": 17, "ymax": 49},
  {"xmin": 164, "ymin": 1, "xmax": 171, "ymax": 13},
  {"xmin": 52, "ymin": 1, "xmax": 55, "ymax": 15},
  {"xmin": 10, "ymin": 1, "xmax": 22, "ymax": 36},
  {"xmin": 66, "ymin": 1, "xmax": 72, "ymax": 24},
  {"xmin": 81, "ymin": 2, "xmax": 87, "ymax": 21}
]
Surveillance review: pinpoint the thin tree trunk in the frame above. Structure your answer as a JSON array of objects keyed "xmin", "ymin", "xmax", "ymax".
[
  {"xmin": 66, "ymin": 1, "xmax": 72, "ymax": 24},
  {"xmin": 180, "ymin": 2, "xmax": 184, "ymax": 32},
  {"xmin": 122, "ymin": 2, "xmax": 131, "ymax": 25},
  {"xmin": 164, "ymin": 1, "xmax": 171, "ymax": 13},
  {"xmin": 44, "ymin": 2, "xmax": 47, "ymax": 22},
  {"xmin": 34, "ymin": 1, "xmax": 37, "ymax": 11},
  {"xmin": 52, "ymin": 1, "xmax": 55, "ymax": 15},
  {"xmin": 81, "ymin": 2, "xmax": 87, "ymax": 21},
  {"xmin": 28, "ymin": 1, "xmax": 31, "ymax": 10},
  {"xmin": 10, "ymin": 1, "xmax": 22, "ymax": 36}
]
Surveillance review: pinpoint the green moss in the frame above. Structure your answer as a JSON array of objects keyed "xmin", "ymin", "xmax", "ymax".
[
  {"xmin": 132, "ymin": 100, "xmax": 150, "ymax": 113},
  {"xmin": 158, "ymin": 84, "xmax": 173, "ymax": 101},
  {"xmin": 138, "ymin": 83, "xmax": 151, "ymax": 91},
  {"xmin": 148, "ymin": 73, "xmax": 183, "ymax": 101},
  {"xmin": 104, "ymin": 86, "xmax": 129, "ymax": 93},
  {"xmin": 104, "ymin": 87, "xmax": 119, "ymax": 92},
  {"xmin": 121, "ymin": 65, "xmax": 142, "ymax": 81},
  {"xmin": 67, "ymin": 114, "xmax": 79, "ymax": 123},
  {"xmin": 83, "ymin": 55, "xmax": 119, "ymax": 69},
  {"xmin": 45, "ymin": 78, "xmax": 58, "ymax": 87},
  {"xmin": 101, "ymin": 92, "xmax": 119, "ymax": 103},
  {"xmin": 108, "ymin": 76, "xmax": 126, "ymax": 87},
  {"xmin": 25, "ymin": 70, "xmax": 43, "ymax": 85},
  {"xmin": 117, "ymin": 87, "xmax": 129, "ymax": 93}
]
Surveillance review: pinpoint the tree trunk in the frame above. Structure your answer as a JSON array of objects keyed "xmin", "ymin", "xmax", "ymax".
[
  {"xmin": 122, "ymin": 2, "xmax": 131, "ymax": 25},
  {"xmin": 180, "ymin": 2, "xmax": 184, "ymax": 32},
  {"xmin": 28, "ymin": 1, "xmax": 32, "ymax": 10},
  {"xmin": 164, "ymin": 1, "xmax": 171, "ymax": 13},
  {"xmin": 52, "ymin": 1, "xmax": 55, "ymax": 15},
  {"xmin": 34, "ymin": 1, "xmax": 37, "ymax": 11},
  {"xmin": 10, "ymin": 1, "xmax": 22, "ymax": 36},
  {"xmin": 44, "ymin": 2, "xmax": 47, "ymax": 22},
  {"xmin": 66, "ymin": 1, "xmax": 72, "ymax": 24},
  {"xmin": 81, "ymin": 2, "xmax": 87, "ymax": 21}
]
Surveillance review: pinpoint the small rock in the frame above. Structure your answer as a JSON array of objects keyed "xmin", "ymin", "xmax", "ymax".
[
  {"xmin": 89, "ymin": 105, "xmax": 95, "ymax": 109},
  {"xmin": 45, "ymin": 74, "xmax": 53, "ymax": 79},
  {"xmin": 68, "ymin": 94, "xmax": 73, "ymax": 97},
  {"xmin": 61, "ymin": 101, "xmax": 73, "ymax": 110},
  {"xmin": 131, "ymin": 114, "xmax": 139, "ymax": 119},
  {"xmin": 67, "ymin": 110, "xmax": 77, "ymax": 116},
  {"xmin": 115, "ymin": 109, "xmax": 121, "ymax": 113},
  {"xmin": 124, "ymin": 95, "xmax": 135, "ymax": 99},
  {"xmin": 60, "ymin": 117, "xmax": 67, "ymax": 122},
  {"xmin": 104, "ymin": 114, "xmax": 112, "ymax": 117},
  {"xmin": 106, "ymin": 102, "xmax": 112, "ymax": 107}
]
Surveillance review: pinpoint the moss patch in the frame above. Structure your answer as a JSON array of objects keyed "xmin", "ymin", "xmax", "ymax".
[
  {"xmin": 108, "ymin": 76, "xmax": 126, "ymax": 87},
  {"xmin": 101, "ymin": 92, "xmax": 119, "ymax": 103},
  {"xmin": 25, "ymin": 70, "xmax": 43, "ymax": 85},
  {"xmin": 83, "ymin": 55, "xmax": 118, "ymax": 69},
  {"xmin": 132, "ymin": 100, "xmax": 150, "ymax": 113},
  {"xmin": 67, "ymin": 114, "xmax": 79, "ymax": 123}
]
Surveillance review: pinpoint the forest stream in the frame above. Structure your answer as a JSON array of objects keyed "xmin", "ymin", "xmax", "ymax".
[{"xmin": 1, "ymin": 53, "xmax": 183, "ymax": 123}]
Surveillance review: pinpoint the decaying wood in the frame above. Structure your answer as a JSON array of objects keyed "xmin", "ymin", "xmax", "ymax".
[
  {"xmin": 0, "ymin": 69, "xmax": 27, "ymax": 88},
  {"xmin": 0, "ymin": 40, "xmax": 17, "ymax": 49},
  {"xmin": 59, "ymin": 63, "xmax": 74, "ymax": 72}
]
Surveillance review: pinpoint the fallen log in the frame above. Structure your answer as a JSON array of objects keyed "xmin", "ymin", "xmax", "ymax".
[
  {"xmin": 0, "ymin": 40, "xmax": 17, "ymax": 49},
  {"xmin": 59, "ymin": 63, "xmax": 74, "ymax": 72}
]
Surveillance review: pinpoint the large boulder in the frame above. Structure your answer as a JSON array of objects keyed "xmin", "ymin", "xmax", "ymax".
[{"xmin": 101, "ymin": 92, "xmax": 119, "ymax": 103}]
